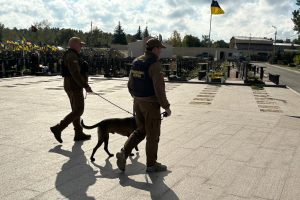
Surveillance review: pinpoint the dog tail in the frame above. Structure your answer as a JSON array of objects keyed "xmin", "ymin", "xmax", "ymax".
[{"xmin": 80, "ymin": 120, "xmax": 99, "ymax": 129}]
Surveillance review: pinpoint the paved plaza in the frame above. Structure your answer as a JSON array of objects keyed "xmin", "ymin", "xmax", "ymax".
[{"xmin": 0, "ymin": 76, "xmax": 299, "ymax": 200}]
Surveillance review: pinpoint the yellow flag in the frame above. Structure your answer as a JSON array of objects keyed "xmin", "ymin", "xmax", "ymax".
[{"xmin": 211, "ymin": 0, "xmax": 224, "ymax": 15}]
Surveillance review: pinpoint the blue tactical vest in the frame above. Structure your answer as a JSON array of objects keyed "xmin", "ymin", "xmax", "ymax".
[{"xmin": 131, "ymin": 57, "xmax": 157, "ymax": 97}]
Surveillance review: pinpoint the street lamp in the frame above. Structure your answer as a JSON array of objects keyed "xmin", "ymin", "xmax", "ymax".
[{"xmin": 272, "ymin": 25, "xmax": 277, "ymax": 56}]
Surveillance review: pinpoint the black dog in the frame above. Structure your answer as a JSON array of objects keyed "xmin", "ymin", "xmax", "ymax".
[{"xmin": 81, "ymin": 117, "xmax": 139, "ymax": 162}]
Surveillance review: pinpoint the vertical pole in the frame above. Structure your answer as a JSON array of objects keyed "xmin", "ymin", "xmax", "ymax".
[
  {"xmin": 272, "ymin": 26, "xmax": 277, "ymax": 58},
  {"xmin": 90, "ymin": 21, "xmax": 93, "ymax": 47},
  {"xmin": 247, "ymin": 33, "xmax": 251, "ymax": 60},
  {"xmin": 274, "ymin": 29, "xmax": 277, "ymax": 55},
  {"xmin": 208, "ymin": 13, "xmax": 212, "ymax": 47}
]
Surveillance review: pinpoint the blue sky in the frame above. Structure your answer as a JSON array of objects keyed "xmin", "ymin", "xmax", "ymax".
[{"xmin": 0, "ymin": 0, "xmax": 298, "ymax": 42}]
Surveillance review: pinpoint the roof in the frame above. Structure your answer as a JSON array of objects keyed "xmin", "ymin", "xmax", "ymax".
[
  {"xmin": 273, "ymin": 43, "xmax": 300, "ymax": 47},
  {"xmin": 231, "ymin": 36, "xmax": 273, "ymax": 44}
]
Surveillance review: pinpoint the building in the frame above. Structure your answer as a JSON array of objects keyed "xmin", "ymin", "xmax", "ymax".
[
  {"xmin": 173, "ymin": 47, "xmax": 237, "ymax": 60},
  {"xmin": 273, "ymin": 42, "xmax": 300, "ymax": 54},
  {"xmin": 128, "ymin": 37, "xmax": 173, "ymax": 58},
  {"xmin": 229, "ymin": 36, "xmax": 273, "ymax": 60}
]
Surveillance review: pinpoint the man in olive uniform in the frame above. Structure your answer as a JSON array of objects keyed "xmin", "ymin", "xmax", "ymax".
[
  {"xmin": 50, "ymin": 37, "xmax": 93, "ymax": 143},
  {"xmin": 116, "ymin": 38, "xmax": 172, "ymax": 172}
]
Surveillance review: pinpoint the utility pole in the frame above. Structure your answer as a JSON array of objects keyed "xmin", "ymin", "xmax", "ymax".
[
  {"xmin": 272, "ymin": 25, "xmax": 277, "ymax": 57},
  {"xmin": 90, "ymin": 21, "xmax": 93, "ymax": 47},
  {"xmin": 247, "ymin": 33, "xmax": 251, "ymax": 61},
  {"xmin": 91, "ymin": 21, "xmax": 93, "ymax": 33}
]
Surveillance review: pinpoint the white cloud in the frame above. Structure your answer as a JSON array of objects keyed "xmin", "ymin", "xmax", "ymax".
[{"xmin": 0, "ymin": 0, "xmax": 297, "ymax": 42}]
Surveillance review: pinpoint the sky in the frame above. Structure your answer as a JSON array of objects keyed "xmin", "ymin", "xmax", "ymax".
[{"xmin": 0, "ymin": 0, "xmax": 298, "ymax": 42}]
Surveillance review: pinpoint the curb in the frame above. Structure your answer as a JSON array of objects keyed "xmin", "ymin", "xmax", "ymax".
[
  {"xmin": 287, "ymin": 86, "xmax": 300, "ymax": 97},
  {"xmin": 165, "ymin": 80, "xmax": 287, "ymax": 88},
  {"xmin": 264, "ymin": 63, "xmax": 300, "ymax": 74},
  {"xmin": 88, "ymin": 76, "xmax": 287, "ymax": 88}
]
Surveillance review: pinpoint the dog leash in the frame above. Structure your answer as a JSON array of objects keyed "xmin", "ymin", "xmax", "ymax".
[
  {"xmin": 89, "ymin": 92, "xmax": 168, "ymax": 120},
  {"xmin": 91, "ymin": 92, "xmax": 134, "ymax": 116}
]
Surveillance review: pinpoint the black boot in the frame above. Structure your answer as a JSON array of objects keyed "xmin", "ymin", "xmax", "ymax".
[
  {"xmin": 50, "ymin": 125, "xmax": 63, "ymax": 143},
  {"xmin": 74, "ymin": 132, "xmax": 91, "ymax": 141}
]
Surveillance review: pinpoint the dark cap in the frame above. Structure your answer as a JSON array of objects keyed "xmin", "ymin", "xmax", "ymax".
[{"xmin": 146, "ymin": 38, "xmax": 166, "ymax": 49}]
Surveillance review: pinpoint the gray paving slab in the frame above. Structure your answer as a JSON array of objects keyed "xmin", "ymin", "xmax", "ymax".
[{"xmin": 0, "ymin": 75, "xmax": 299, "ymax": 200}]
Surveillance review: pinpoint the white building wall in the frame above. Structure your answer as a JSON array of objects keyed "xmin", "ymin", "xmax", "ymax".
[{"xmin": 128, "ymin": 39, "xmax": 173, "ymax": 58}]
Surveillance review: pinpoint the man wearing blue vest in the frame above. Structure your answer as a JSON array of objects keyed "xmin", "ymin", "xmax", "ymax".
[{"xmin": 116, "ymin": 38, "xmax": 171, "ymax": 172}]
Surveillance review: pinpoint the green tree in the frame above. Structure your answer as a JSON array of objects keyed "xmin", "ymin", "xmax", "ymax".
[
  {"xmin": 0, "ymin": 23, "xmax": 4, "ymax": 42},
  {"xmin": 168, "ymin": 30, "xmax": 182, "ymax": 47},
  {"xmin": 0, "ymin": 23, "xmax": 113, "ymax": 46},
  {"xmin": 126, "ymin": 34, "xmax": 137, "ymax": 43},
  {"xmin": 182, "ymin": 34, "xmax": 201, "ymax": 47},
  {"xmin": 293, "ymin": 36, "xmax": 300, "ymax": 44},
  {"xmin": 56, "ymin": 29, "xmax": 78, "ymax": 46},
  {"xmin": 33, "ymin": 19, "xmax": 51, "ymax": 30},
  {"xmin": 134, "ymin": 26, "xmax": 142, "ymax": 40},
  {"xmin": 213, "ymin": 40, "xmax": 229, "ymax": 48},
  {"xmin": 143, "ymin": 26, "xmax": 149, "ymax": 38},
  {"xmin": 112, "ymin": 21, "xmax": 128, "ymax": 45},
  {"xmin": 200, "ymin": 35, "xmax": 211, "ymax": 47},
  {"xmin": 87, "ymin": 27, "xmax": 104, "ymax": 47},
  {"xmin": 292, "ymin": 0, "xmax": 300, "ymax": 33}
]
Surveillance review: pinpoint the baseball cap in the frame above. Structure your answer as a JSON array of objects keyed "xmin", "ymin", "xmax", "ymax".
[
  {"xmin": 68, "ymin": 37, "xmax": 86, "ymax": 46},
  {"xmin": 146, "ymin": 38, "xmax": 166, "ymax": 49}
]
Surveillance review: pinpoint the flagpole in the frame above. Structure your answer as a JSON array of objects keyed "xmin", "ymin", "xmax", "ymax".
[{"xmin": 208, "ymin": 13, "xmax": 212, "ymax": 47}]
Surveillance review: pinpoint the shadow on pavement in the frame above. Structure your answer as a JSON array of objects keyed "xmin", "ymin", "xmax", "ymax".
[
  {"xmin": 49, "ymin": 142, "xmax": 97, "ymax": 200},
  {"xmin": 92, "ymin": 153, "xmax": 179, "ymax": 200},
  {"xmin": 288, "ymin": 115, "xmax": 300, "ymax": 119}
]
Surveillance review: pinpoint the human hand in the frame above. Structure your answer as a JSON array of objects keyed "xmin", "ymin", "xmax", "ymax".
[
  {"xmin": 85, "ymin": 85, "xmax": 93, "ymax": 93},
  {"xmin": 164, "ymin": 108, "xmax": 172, "ymax": 117}
]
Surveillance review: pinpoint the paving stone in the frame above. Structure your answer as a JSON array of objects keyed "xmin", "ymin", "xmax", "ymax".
[
  {"xmin": 253, "ymin": 168, "xmax": 288, "ymax": 200},
  {"xmin": 161, "ymin": 177, "xmax": 223, "ymax": 200},
  {"xmin": 249, "ymin": 147, "xmax": 294, "ymax": 170},
  {"xmin": 2, "ymin": 189, "xmax": 39, "ymax": 200},
  {"xmin": 0, "ymin": 76, "xmax": 299, "ymax": 200},
  {"xmin": 217, "ymin": 194, "xmax": 248, "ymax": 200},
  {"xmin": 229, "ymin": 143, "xmax": 259, "ymax": 162},
  {"xmin": 226, "ymin": 166, "xmax": 264, "ymax": 198},
  {"xmin": 207, "ymin": 160, "xmax": 245, "ymax": 187},
  {"xmin": 189, "ymin": 154, "xmax": 227, "ymax": 178},
  {"xmin": 280, "ymin": 172, "xmax": 300, "ymax": 200}
]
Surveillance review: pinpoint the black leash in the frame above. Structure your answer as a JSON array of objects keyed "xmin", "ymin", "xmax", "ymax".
[
  {"xmin": 89, "ymin": 92, "xmax": 168, "ymax": 120},
  {"xmin": 91, "ymin": 92, "xmax": 134, "ymax": 116}
]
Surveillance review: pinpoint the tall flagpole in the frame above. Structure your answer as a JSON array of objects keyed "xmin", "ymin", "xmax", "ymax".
[{"xmin": 208, "ymin": 13, "xmax": 212, "ymax": 47}]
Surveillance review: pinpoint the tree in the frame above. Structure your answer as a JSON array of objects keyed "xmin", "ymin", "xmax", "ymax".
[
  {"xmin": 134, "ymin": 26, "xmax": 142, "ymax": 40},
  {"xmin": 33, "ymin": 19, "xmax": 51, "ymax": 30},
  {"xmin": 293, "ymin": 36, "xmax": 300, "ymax": 44},
  {"xmin": 0, "ymin": 23, "xmax": 4, "ymax": 42},
  {"xmin": 143, "ymin": 26, "xmax": 149, "ymax": 38},
  {"xmin": 292, "ymin": 0, "xmax": 300, "ymax": 33},
  {"xmin": 159, "ymin": 34, "xmax": 162, "ymax": 41},
  {"xmin": 200, "ymin": 35, "xmax": 211, "ymax": 47},
  {"xmin": 275, "ymin": 39, "xmax": 284, "ymax": 43},
  {"xmin": 112, "ymin": 21, "xmax": 127, "ymax": 45},
  {"xmin": 87, "ymin": 27, "xmax": 104, "ymax": 47},
  {"xmin": 168, "ymin": 30, "xmax": 182, "ymax": 47},
  {"xmin": 56, "ymin": 29, "xmax": 77, "ymax": 46},
  {"xmin": 126, "ymin": 34, "xmax": 137, "ymax": 43},
  {"xmin": 182, "ymin": 35, "xmax": 201, "ymax": 47},
  {"xmin": 213, "ymin": 40, "xmax": 229, "ymax": 48}
]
